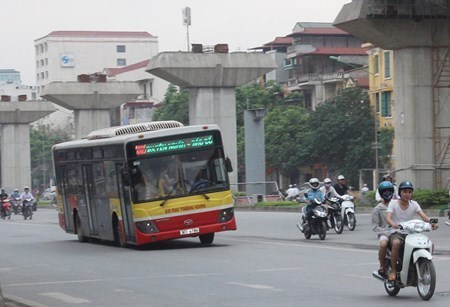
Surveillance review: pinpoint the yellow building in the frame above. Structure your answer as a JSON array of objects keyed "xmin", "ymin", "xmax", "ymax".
[{"xmin": 366, "ymin": 46, "xmax": 395, "ymax": 171}]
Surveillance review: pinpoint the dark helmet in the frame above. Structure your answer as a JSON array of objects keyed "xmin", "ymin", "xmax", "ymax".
[
  {"xmin": 398, "ymin": 181, "xmax": 414, "ymax": 192},
  {"xmin": 378, "ymin": 181, "xmax": 394, "ymax": 201},
  {"xmin": 382, "ymin": 174, "xmax": 393, "ymax": 181}
]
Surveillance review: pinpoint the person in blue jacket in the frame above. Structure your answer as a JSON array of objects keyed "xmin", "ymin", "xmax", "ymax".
[{"xmin": 303, "ymin": 178, "xmax": 325, "ymax": 220}]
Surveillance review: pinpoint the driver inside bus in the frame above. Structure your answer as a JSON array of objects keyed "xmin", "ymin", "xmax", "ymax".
[{"xmin": 158, "ymin": 162, "xmax": 182, "ymax": 196}]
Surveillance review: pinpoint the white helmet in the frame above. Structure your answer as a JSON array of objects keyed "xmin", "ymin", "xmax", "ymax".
[
  {"xmin": 309, "ymin": 178, "xmax": 320, "ymax": 190},
  {"xmin": 288, "ymin": 184, "xmax": 293, "ymax": 188},
  {"xmin": 324, "ymin": 178, "xmax": 332, "ymax": 184},
  {"xmin": 337, "ymin": 175, "xmax": 345, "ymax": 180}
]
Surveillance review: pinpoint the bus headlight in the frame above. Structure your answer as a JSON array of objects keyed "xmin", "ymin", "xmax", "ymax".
[
  {"xmin": 136, "ymin": 221, "xmax": 159, "ymax": 234},
  {"xmin": 217, "ymin": 208, "xmax": 234, "ymax": 223}
]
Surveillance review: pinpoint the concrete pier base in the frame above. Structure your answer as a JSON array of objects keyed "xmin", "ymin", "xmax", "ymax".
[
  {"xmin": 334, "ymin": 0, "xmax": 450, "ymax": 189},
  {"xmin": 42, "ymin": 82, "xmax": 141, "ymax": 138},
  {"xmin": 147, "ymin": 51, "xmax": 276, "ymax": 185},
  {"xmin": 0, "ymin": 101, "xmax": 56, "ymax": 188}
]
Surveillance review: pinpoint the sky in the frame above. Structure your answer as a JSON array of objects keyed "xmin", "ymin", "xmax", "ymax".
[{"xmin": 0, "ymin": 0, "xmax": 351, "ymax": 85}]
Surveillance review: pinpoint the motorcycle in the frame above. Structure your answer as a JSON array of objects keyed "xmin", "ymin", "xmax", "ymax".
[
  {"xmin": 22, "ymin": 198, "xmax": 33, "ymax": 220},
  {"xmin": 340, "ymin": 194, "xmax": 356, "ymax": 231},
  {"xmin": 1, "ymin": 197, "xmax": 12, "ymax": 220},
  {"xmin": 372, "ymin": 219, "xmax": 437, "ymax": 301},
  {"xmin": 297, "ymin": 199, "xmax": 328, "ymax": 240},
  {"xmin": 324, "ymin": 196, "xmax": 343, "ymax": 234},
  {"xmin": 11, "ymin": 196, "xmax": 22, "ymax": 215}
]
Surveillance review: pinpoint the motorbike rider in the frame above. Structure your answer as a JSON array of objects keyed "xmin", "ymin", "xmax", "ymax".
[
  {"xmin": 371, "ymin": 181, "xmax": 395, "ymax": 278},
  {"xmin": 375, "ymin": 174, "xmax": 398, "ymax": 202},
  {"xmin": 286, "ymin": 184, "xmax": 300, "ymax": 201},
  {"xmin": 320, "ymin": 178, "xmax": 343, "ymax": 199},
  {"xmin": 333, "ymin": 175, "xmax": 349, "ymax": 196},
  {"xmin": 303, "ymin": 178, "xmax": 325, "ymax": 221},
  {"xmin": 0, "ymin": 188, "xmax": 8, "ymax": 216},
  {"xmin": 20, "ymin": 186, "xmax": 35, "ymax": 214},
  {"xmin": 386, "ymin": 180, "xmax": 438, "ymax": 281}
]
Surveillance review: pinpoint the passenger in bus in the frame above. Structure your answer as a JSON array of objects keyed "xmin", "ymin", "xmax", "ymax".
[
  {"xmin": 143, "ymin": 168, "xmax": 159, "ymax": 199},
  {"xmin": 158, "ymin": 163, "xmax": 182, "ymax": 196}
]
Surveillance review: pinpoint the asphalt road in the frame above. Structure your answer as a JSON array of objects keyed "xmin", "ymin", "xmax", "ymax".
[{"xmin": 1, "ymin": 208, "xmax": 450, "ymax": 306}]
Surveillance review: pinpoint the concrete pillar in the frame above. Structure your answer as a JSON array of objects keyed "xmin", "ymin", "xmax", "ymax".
[
  {"xmin": 244, "ymin": 109, "xmax": 266, "ymax": 196},
  {"xmin": 0, "ymin": 101, "xmax": 56, "ymax": 188},
  {"xmin": 334, "ymin": 0, "xmax": 450, "ymax": 189},
  {"xmin": 147, "ymin": 51, "xmax": 277, "ymax": 185},
  {"xmin": 42, "ymin": 82, "xmax": 141, "ymax": 139}
]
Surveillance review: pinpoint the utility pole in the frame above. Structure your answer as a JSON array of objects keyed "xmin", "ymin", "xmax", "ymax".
[{"xmin": 182, "ymin": 7, "xmax": 191, "ymax": 51}]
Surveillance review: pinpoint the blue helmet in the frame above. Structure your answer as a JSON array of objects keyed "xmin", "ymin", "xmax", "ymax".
[{"xmin": 378, "ymin": 181, "xmax": 394, "ymax": 201}]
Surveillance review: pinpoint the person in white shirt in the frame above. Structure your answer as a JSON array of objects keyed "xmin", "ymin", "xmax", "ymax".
[
  {"xmin": 386, "ymin": 180, "xmax": 438, "ymax": 281},
  {"xmin": 320, "ymin": 178, "xmax": 343, "ymax": 199}
]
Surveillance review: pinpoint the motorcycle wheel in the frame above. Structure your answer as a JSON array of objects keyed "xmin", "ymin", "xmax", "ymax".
[
  {"xmin": 304, "ymin": 225, "xmax": 311, "ymax": 239},
  {"xmin": 417, "ymin": 258, "xmax": 436, "ymax": 301},
  {"xmin": 319, "ymin": 220, "xmax": 327, "ymax": 240},
  {"xmin": 384, "ymin": 259, "xmax": 401, "ymax": 296},
  {"xmin": 346, "ymin": 212, "xmax": 356, "ymax": 231},
  {"xmin": 334, "ymin": 215, "xmax": 343, "ymax": 234}
]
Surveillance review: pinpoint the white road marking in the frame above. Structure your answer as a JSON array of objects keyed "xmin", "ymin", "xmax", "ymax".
[
  {"xmin": 40, "ymin": 292, "xmax": 91, "ymax": 304},
  {"xmin": 227, "ymin": 282, "xmax": 283, "ymax": 291}
]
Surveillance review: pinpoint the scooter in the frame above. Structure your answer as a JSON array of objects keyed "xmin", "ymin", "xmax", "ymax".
[
  {"xmin": 340, "ymin": 194, "xmax": 356, "ymax": 231},
  {"xmin": 324, "ymin": 196, "xmax": 343, "ymax": 234},
  {"xmin": 11, "ymin": 196, "xmax": 22, "ymax": 215},
  {"xmin": 22, "ymin": 198, "xmax": 33, "ymax": 220},
  {"xmin": 372, "ymin": 219, "xmax": 437, "ymax": 301},
  {"xmin": 297, "ymin": 199, "xmax": 328, "ymax": 240},
  {"xmin": 1, "ymin": 197, "xmax": 12, "ymax": 220}
]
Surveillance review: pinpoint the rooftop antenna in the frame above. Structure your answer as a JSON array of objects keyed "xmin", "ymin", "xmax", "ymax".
[{"xmin": 182, "ymin": 7, "xmax": 191, "ymax": 51}]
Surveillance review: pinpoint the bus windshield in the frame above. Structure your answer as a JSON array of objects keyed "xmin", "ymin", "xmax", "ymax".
[{"xmin": 129, "ymin": 147, "xmax": 229, "ymax": 202}]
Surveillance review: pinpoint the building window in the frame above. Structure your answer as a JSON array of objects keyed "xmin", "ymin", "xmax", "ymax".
[
  {"xmin": 373, "ymin": 54, "xmax": 379, "ymax": 75},
  {"xmin": 117, "ymin": 45, "xmax": 126, "ymax": 53},
  {"xmin": 381, "ymin": 91, "xmax": 392, "ymax": 117},
  {"xmin": 45, "ymin": 58, "xmax": 48, "ymax": 65},
  {"xmin": 384, "ymin": 51, "xmax": 391, "ymax": 79},
  {"xmin": 45, "ymin": 71, "xmax": 49, "ymax": 79},
  {"xmin": 117, "ymin": 58, "xmax": 126, "ymax": 66},
  {"xmin": 375, "ymin": 92, "xmax": 380, "ymax": 113}
]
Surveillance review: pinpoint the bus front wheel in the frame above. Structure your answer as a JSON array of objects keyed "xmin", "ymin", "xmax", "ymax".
[
  {"xmin": 199, "ymin": 233, "xmax": 214, "ymax": 244},
  {"xmin": 114, "ymin": 219, "xmax": 127, "ymax": 247}
]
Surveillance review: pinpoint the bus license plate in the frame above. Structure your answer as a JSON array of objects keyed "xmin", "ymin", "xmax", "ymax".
[{"xmin": 180, "ymin": 228, "xmax": 199, "ymax": 235}]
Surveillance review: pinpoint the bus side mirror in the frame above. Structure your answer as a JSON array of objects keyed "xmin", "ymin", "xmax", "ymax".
[{"xmin": 225, "ymin": 157, "xmax": 233, "ymax": 173}]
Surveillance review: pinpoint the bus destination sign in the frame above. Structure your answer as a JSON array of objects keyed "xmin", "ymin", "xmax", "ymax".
[{"xmin": 135, "ymin": 134, "xmax": 214, "ymax": 156}]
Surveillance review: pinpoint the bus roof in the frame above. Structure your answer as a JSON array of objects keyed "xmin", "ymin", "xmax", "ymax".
[{"xmin": 52, "ymin": 123, "xmax": 222, "ymax": 151}]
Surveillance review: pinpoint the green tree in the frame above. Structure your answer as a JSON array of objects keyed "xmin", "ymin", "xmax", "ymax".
[
  {"xmin": 152, "ymin": 84, "xmax": 189, "ymax": 124},
  {"xmin": 30, "ymin": 125, "xmax": 73, "ymax": 190},
  {"xmin": 308, "ymin": 87, "xmax": 373, "ymax": 184},
  {"xmin": 378, "ymin": 127, "xmax": 394, "ymax": 169},
  {"xmin": 265, "ymin": 106, "xmax": 311, "ymax": 179}
]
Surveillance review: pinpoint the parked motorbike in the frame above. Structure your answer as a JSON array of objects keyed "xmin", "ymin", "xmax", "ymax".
[
  {"xmin": 297, "ymin": 199, "xmax": 328, "ymax": 240},
  {"xmin": 1, "ymin": 197, "xmax": 12, "ymax": 220},
  {"xmin": 324, "ymin": 196, "xmax": 343, "ymax": 234},
  {"xmin": 372, "ymin": 219, "xmax": 437, "ymax": 301},
  {"xmin": 22, "ymin": 198, "xmax": 33, "ymax": 220},
  {"xmin": 11, "ymin": 196, "xmax": 22, "ymax": 215},
  {"xmin": 340, "ymin": 194, "xmax": 356, "ymax": 231}
]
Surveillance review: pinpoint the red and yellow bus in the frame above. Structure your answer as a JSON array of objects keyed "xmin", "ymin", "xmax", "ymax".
[{"xmin": 52, "ymin": 121, "xmax": 236, "ymax": 247}]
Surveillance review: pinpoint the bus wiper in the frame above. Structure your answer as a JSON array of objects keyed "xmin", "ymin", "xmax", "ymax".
[
  {"xmin": 200, "ymin": 193, "xmax": 210, "ymax": 200},
  {"xmin": 159, "ymin": 184, "xmax": 177, "ymax": 207}
]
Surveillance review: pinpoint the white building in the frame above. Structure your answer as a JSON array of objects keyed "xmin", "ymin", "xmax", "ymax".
[{"xmin": 34, "ymin": 30, "xmax": 168, "ymax": 129}]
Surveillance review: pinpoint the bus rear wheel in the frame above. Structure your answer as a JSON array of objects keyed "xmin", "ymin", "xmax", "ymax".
[
  {"xmin": 199, "ymin": 233, "xmax": 214, "ymax": 244},
  {"xmin": 76, "ymin": 214, "xmax": 87, "ymax": 242}
]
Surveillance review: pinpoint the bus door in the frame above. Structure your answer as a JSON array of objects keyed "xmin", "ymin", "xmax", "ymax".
[
  {"xmin": 81, "ymin": 164, "xmax": 98, "ymax": 235},
  {"xmin": 117, "ymin": 163, "xmax": 135, "ymax": 242},
  {"xmin": 58, "ymin": 166, "xmax": 74, "ymax": 232}
]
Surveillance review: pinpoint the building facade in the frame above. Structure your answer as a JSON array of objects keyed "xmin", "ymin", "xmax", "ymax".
[
  {"xmin": 284, "ymin": 22, "xmax": 367, "ymax": 110},
  {"xmin": 34, "ymin": 30, "xmax": 159, "ymax": 97}
]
